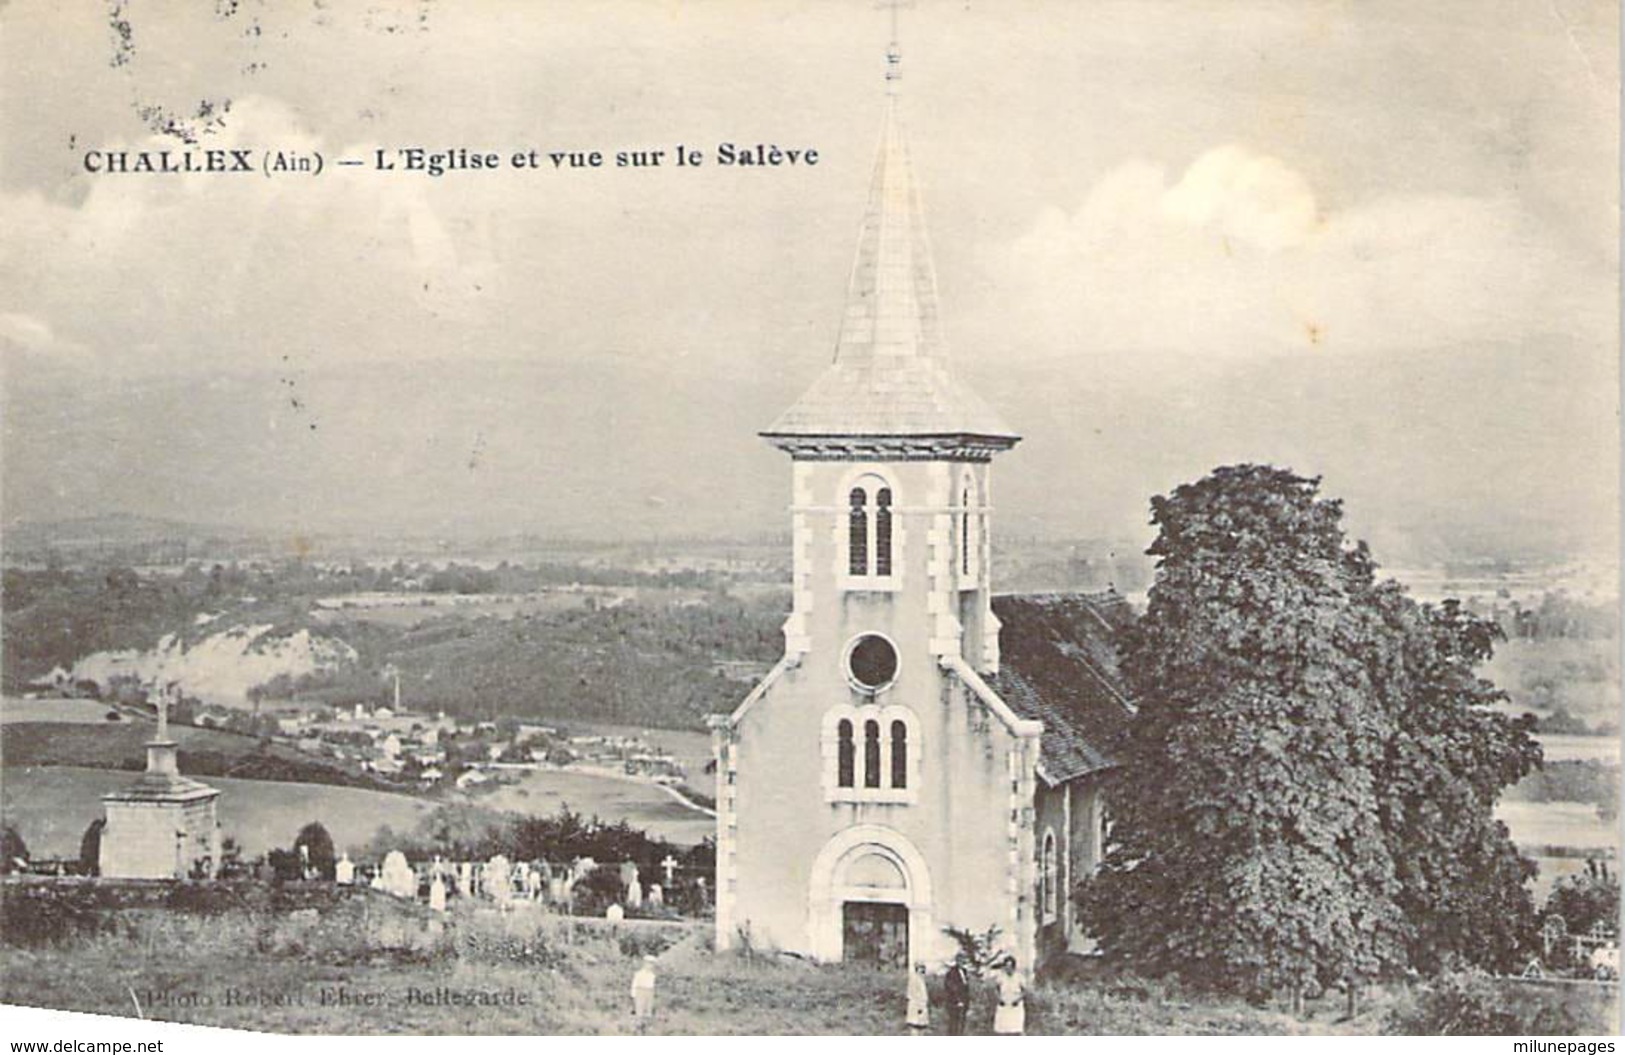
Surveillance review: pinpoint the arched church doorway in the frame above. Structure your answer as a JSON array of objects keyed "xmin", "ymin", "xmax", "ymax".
[
  {"xmin": 808, "ymin": 825, "xmax": 934, "ymax": 966},
  {"xmin": 839, "ymin": 850, "xmax": 910, "ymax": 966}
]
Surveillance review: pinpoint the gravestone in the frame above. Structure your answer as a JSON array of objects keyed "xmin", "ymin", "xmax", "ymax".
[
  {"xmin": 486, "ymin": 854, "xmax": 513, "ymax": 904},
  {"xmin": 381, "ymin": 850, "xmax": 416, "ymax": 899},
  {"xmin": 335, "ymin": 853, "xmax": 355, "ymax": 885},
  {"xmin": 428, "ymin": 875, "xmax": 447, "ymax": 912},
  {"xmin": 627, "ymin": 878, "xmax": 643, "ymax": 908},
  {"xmin": 648, "ymin": 883, "xmax": 663, "ymax": 908},
  {"xmin": 606, "ymin": 903, "xmax": 625, "ymax": 922},
  {"xmin": 457, "ymin": 861, "xmax": 472, "ymax": 897}
]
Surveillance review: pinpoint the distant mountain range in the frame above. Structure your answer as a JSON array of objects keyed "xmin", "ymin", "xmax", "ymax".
[{"xmin": 3, "ymin": 337, "xmax": 1616, "ymax": 568}]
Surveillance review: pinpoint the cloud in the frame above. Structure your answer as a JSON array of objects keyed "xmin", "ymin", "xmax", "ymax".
[
  {"xmin": 0, "ymin": 312, "xmax": 56, "ymax": 352},
  {"xmin": 0, "ymin": 93, "xmax": 505, "ymax": 381},
  {"xmin": 987, "ymin": 145, "xmax": 1609, "ymax": 367}
]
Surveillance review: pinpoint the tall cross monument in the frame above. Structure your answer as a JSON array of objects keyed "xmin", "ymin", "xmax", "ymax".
[{"xmin": 99, "ymin": 684, "xmax": 223, "ymax": 879}]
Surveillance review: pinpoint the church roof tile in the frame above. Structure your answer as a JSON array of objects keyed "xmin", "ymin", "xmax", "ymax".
[{"xmin": 988, "ymin": 591, "xmax": 1137, "ymax": 785}]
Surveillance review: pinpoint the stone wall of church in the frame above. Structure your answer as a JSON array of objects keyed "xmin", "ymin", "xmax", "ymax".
[
  {"xmin": 719, "ymin": 456, "xmax": 1035, "ymax": 968},
  {"xmin": 1034, "ymin": 781, "xmax": 1069, "ymax": 964},
  {"xmin": 723, "ymin": 667, "xmax": 1029, "ymax": 967},
  {"xmin": 100, "ymin": 796, "xmax": 219, "ymax": 879}
]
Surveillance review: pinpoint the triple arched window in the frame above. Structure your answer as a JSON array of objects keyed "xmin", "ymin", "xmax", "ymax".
[
  {"xmin": 825, "ymin": 706, "xmax": 918, "ymax": 803},
  {"xmin": 845, "ymin": 476, "xmax": 894, "ymax": 581}
]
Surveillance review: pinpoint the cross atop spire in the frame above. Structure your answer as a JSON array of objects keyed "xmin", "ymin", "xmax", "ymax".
[{"xmin": 880, "ymin": 0, "xmax": 909, "ymax": 94}]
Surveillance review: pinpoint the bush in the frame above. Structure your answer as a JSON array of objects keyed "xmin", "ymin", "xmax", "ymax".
[
  {"xmin": 0, "ymin": 881, "xmax": 121, "ymax": 946},
  {"xmin": 1386, "ymin": 972, "xmax": 1521, "ymax": 1034},
  {"xmin": 571, "ymin": 865, "xmax": 628, "ymax": 917},
  {"xmin": 1385, "ymin": 971, "xmax": 1597, "ymax": 1035},
  {"xmin": 450, "ymin": 914, "xmax": 565, "ymax": 969},
  {"xmin": 616, "ymin": 926, "xmax": 679, "ymax": 959}
]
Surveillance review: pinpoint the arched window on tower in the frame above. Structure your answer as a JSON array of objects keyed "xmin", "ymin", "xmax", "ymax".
[
  {"xmin": 875, "ymin": 488, "xmax": 893, "ymax": 577},
  {"xmin": 848, "ymin": 487, "xmax": 869, "ymax": 576},
  {"xmin": 961, "ymin": 484, "xmax": 971, "ymax": 577},
  {"xmin": 863, "ymin": 719, "xmax": 882, "ymax": 788},
  {"xmin": 843, "ymin": 475, "xmax": 898, "ymax": 584},
  {"xmin": 836, "ymin": 719, "xmax": 855, "ymax": 788},
  {"xmin": 889, "ymin": 719, "xmax": 907, "ymax": 789}
]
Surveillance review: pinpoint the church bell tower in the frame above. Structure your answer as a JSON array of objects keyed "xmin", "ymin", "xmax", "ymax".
[
  {"xmin": 758, "ymin": 36, "xmax": 1021, "ymax": 679},
  {"xmin": 713, "ymin": 23, "xmax": 1036, "ymax": 970}
]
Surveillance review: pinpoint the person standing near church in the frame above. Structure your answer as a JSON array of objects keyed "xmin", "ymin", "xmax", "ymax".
[
  {"xmin": 992, "ymin": 957, "xmax": 1026, "ymax": 1036},
  {"xmin": 630, "ymin": 955, "xmax": 657, "ymax": 1031},
  {"xmin": 905, "ymin": 961, "xmax": 930, "ymax": 1033},
  {"xmin": 943, "ymin": 959, "xmax": 971, "ymax": 1036}
]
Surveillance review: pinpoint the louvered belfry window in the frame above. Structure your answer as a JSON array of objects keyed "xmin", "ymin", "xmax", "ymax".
[
  {"xmin": 875, "ymin": 488, "xmax": 893, "ymax": 577},
  {"xmin": 848, "ymin": 487, "xmax": 869, "ymax": 576}
]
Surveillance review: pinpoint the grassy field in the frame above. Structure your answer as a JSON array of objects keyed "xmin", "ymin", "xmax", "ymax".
[
  {"xmin": 4, "ymin": 761, "xmax": 713, "ymax": 861},
  {"xmin": 1496, "ymin": 800, "xmax": 1616, "ymax": 855},
  {"xmin": 1538, "ymin": 735, "xmax": 1621, "ymax": 763},
  {"xmin": 2, "ymin": 765, "xmax": 441, "ymax": 859},
  {"xmin": 0, "ymin": 697, "xmax": 121, "ymax": 724},
  {"xmin": 2, "ymin": 717, "xmax": 273, "ymax": 770},
  {"xmin": 547, "ymin": 718, "xmax": 714, "ymax": 783},
  {"xmin": 0, "ymin": 885, "xmax": 1420, "ymax": 1035},
  {"xmin": 473, "ymin": 769, "xmax": 713, "ymax": 845},
  {"xmin": 308, "ymin": 591, "xmax": 598, "ymax": 629},
  {"xmin": 0, "ymin": 715, "xmax": 397, "ymax": 792}
]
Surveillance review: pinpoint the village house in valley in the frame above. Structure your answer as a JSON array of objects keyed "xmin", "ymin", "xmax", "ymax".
[{"xmin": 710, "ymin": 39, "xmax": 1134, "ymax": 974}]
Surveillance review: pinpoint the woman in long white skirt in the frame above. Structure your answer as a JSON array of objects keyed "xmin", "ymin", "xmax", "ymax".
[{"xmin": 993, "ymin": 957, "xmax": 1026, "ymax": 1035}]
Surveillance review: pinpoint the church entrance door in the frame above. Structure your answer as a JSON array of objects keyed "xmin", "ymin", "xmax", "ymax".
[{"xmin": 842, "ymin": 901, "xmax": 908, "ymax": 967}]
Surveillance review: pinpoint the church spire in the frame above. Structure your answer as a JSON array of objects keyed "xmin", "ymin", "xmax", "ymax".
[{"xmin": 763, "ymin": 19, "xmax": 1017, "ymax": 451}]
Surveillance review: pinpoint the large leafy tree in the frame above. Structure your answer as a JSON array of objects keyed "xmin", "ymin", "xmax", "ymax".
[
  {"xmin": 1083, "ymin": 465, "xmax": 1537, "ymax": 992},
  {"xmin": 1357, "ymin": 578, "xmax": 1541, "ymax": 973}
]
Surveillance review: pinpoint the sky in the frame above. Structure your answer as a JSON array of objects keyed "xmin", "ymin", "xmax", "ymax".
[{"xmin": 1, "ymin": 0, "xmax": 1618, "ymax": 563}]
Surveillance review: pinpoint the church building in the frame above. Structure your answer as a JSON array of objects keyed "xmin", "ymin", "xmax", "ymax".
[{"xmin": 709, "ymin": 39, "xmax": 1135, "ymax": 973}]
